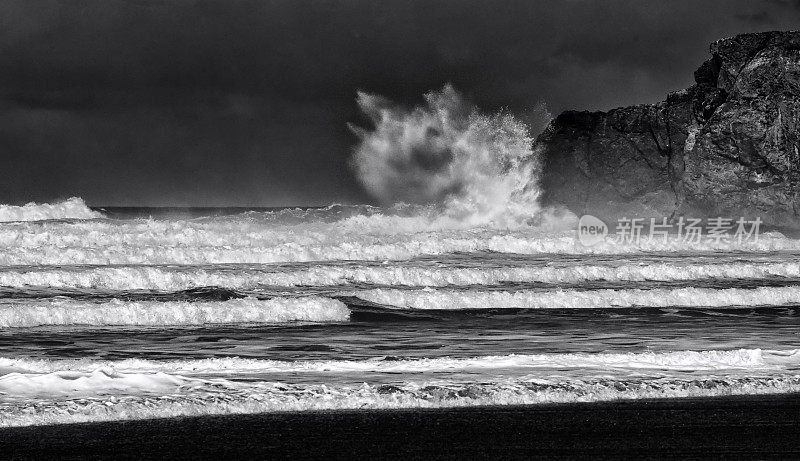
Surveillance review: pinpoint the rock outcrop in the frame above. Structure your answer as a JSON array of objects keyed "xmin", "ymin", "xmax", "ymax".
[{"xmin": 537, "ymin": 31, "xmax": 800, "ymax": 226}]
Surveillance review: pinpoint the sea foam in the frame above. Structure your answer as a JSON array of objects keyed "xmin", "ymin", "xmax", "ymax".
[
  {"xmin": 0, "ymin": 296, "xmax": 349, "ymax": 328},
  {"xmin": 1, "ymin": 365, "xmax": 799, "ymax": 427},
  {"xmin": 3, "ymin": 348, "xmax": 795, "ymax": 376},
  {"xmin": 354, "ymin": 286, "xmax": 800, "ymax": 310},
  {"xmin": 1, "ymin": 261, "xmax": 799, "ymax": 290},
  {"xmin": 0, "ymin": 198, "xmax": 103, "ymax": 222},
  {"xmin": 0, "ymin": 217, "xmax": 797, "ymax": 265}
]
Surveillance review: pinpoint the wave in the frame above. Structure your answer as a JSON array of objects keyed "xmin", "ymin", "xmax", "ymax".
[
  {"xmin": 2, "ymin": 370, "xmax": 800, "ymax": 427},
  {"xmin": 1, "ymin": 261, "xmax": 800, "ymax": 291},
  {"xmin": 0, "ymin": 368, "xmax": 189, "ymax": 398},
  {"xmin": 0, "ymin": 198, "xmax": 103, "ymax": 222},
  {"xmin": 0, "ymin": 197, "xmax": 789, "ymax": 266},
  {"xmin": 0, "ymin": 214, "xmax": 569, "ymax": 265},
  {"xmin": 0, "ymin": 221, "xmax": 797, "ymax": 265},
  {"xmin": 3, "ymin": 349, "xmax": 796, "ymax": 376},
  {"xmin": 353, "ymin": 286, "xmax": 800, "ymax": 310},
  {"xmin": 349, "ymin": 85, "xmax": 549, "ymax": 227},
  {"xmin": 0, "ymin": 296, "xmax": 349, "ymax": 328}
]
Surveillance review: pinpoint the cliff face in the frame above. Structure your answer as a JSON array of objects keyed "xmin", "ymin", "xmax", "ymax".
[{"xmin": 537, "ymin": 31, "xmax": 800, "ymax": 226}]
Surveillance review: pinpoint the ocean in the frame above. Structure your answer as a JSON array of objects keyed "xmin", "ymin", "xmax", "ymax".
[{"xmin": 1, "ymin": 198, "xmax": 800, "ymax": 428}]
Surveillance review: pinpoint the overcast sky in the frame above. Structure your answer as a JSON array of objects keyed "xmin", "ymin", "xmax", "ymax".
[{"xmin": 1, "ymin": 0, "xmax": 799, "ymax": 206}]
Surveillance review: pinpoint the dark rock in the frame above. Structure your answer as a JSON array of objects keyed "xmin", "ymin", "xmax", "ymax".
[{"xmin": 537, "ymin": 31, "xmax": 800, "ymax": 226}]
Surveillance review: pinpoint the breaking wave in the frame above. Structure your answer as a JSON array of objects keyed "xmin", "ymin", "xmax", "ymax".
[
  {"xmin": 0, "ymin": 368, "xmax": 188, "ymax": 398},
  {"xmin": 1, "ymin": 261, "xmax": 800, "ymax": 290},
  {"xmin": 349, "ymin": 84, "xmax": 551, "ymax": 227},
  {"xmin": 1, "ymin": 348, "xmax": 799, "ymax": 427},
  {"xmin": 4, "ymin": 348, "xmax": 796, "ymax": 376},
  {"xmin": 0, "ymin": 198, "xmax": 103, "ymax": 222},
  {"xmin": 4, "ymin": 375, "xmax": 800, "ymax": 427},
  {"xmin": 0, "ymin": 220, "xmax": 797, "ymax": 265},
  {"xmin": 354, "ymin": 286, "xmax": 800, "ymax": 310},
  {"xmin": 0, "ymin": 297, "xmax": 349, "ymax": 328}
]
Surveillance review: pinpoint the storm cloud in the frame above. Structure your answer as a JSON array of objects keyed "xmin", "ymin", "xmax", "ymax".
[{"xmin": 1, "ymin": 0, "xmax": 798, "ymax": 205}]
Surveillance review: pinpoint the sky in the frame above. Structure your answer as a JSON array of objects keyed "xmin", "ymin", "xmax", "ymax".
[{"xmin": 1, "ymin": 0, "xmax": 799, "ymax": 206}]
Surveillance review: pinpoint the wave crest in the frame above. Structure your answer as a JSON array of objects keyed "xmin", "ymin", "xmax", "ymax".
[
  {"xmin": 0, "ymin": 297, "xmax": 349, "ymax": 328},
  {"xmin": 1, "ymin": 261, "xmax": 800, "ymax": 291},
  {"xmin": 354, "ymin": 286, "xmax": 800, "ymax": 310},
  {"xmin": 4, "ymin": 348, "xmax": 795, "ymax": 376},
  {"xmin": 1, "ymin": 350, "xmax": 799, "ymax": 427},
  {"xmin": 0, "ymin": 198, "xmax": 103, "ymax": 222}
]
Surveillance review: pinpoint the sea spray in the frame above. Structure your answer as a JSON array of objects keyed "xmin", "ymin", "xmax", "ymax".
[{"xmin": 349, "ymin": 84, "xmax": 550, "ymax": 227}]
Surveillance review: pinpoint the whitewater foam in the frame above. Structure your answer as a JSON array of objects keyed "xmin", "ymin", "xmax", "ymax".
[
  {"xmin": 354, "ymin": 286, "xmax": 800, "ymax": 310},
  {"xmin": 3, "ymin": 349, "xmax": 796, "ymax": 376},
  {"xmin": 0, "ymin": 296, "xmax": 349, "ymax": 328},
  {"xmin": 1, "ymin": 261, "xmax": 799, "ymax": 291},
  {"xmin": 0, "ymin": 218, "xmax": 797, "ymax": 265},
  {"xmin": 0, "ymin": 198, "xmax": 103, "ymax": 222},
  {"xmin": 2, "ymin": 372, "xmax": 799, "ymax": 427},
  {"xmin": 349, "ymin": 85, "xmax": 547, "ymax": 227},
  {"xmin": 0, "ymin": 368, "xmax": 190, "ymax": 398}
]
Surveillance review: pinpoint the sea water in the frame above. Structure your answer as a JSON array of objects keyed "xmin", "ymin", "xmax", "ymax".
[{"xmin": 0, "ymin": 199, "xmax": 799, "ymax": 427}]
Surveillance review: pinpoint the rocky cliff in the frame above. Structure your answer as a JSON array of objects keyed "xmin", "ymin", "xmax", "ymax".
[{"xmin": 537, "ymin": 31, "xmax": 800, "ymax": 226}]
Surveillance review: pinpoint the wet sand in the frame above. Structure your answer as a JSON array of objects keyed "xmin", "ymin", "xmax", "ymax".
[{"xmin": 2, "ymin": 394, "xmax": 799, "ymax": 459}]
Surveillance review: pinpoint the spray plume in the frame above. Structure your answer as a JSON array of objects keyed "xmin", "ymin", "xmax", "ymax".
[{"xmin": 349, "ymin": 84, "xmax": 552, "ymax": 227}]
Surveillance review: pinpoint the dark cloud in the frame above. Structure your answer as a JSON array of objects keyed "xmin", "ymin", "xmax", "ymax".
[
  {"xmin": 0, "ymin": 0, "xmax": 799, "ymax": 205},
  {"xmin": 735, "ymin": 11, "xmax": 774, "ymax": 25}
]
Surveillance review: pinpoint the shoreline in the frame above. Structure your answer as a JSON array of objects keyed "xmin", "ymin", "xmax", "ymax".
[{"xmin": 2, "ymin": 393, "xmax": 800, "ymax": 459}]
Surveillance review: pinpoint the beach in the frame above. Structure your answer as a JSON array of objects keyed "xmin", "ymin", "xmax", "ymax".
[{"xmin": 2, "ymin": 394, "xmax": 799, "ymax": 459}]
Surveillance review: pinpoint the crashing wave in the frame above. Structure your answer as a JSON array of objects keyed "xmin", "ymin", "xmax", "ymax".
[
  {"xmin": 1, "ymin": 261, "xmax": 799, "ymax": 290},
  {"xmin": 2, "ymin": 370, "xmax": 800, "ymax": 427},
  {"xmin": 0, "ymin": 368, "xmax": 188, "ymax": 398},
  {"xmin": 0, "ymin": 296, "xmax": 349, "ymax": 328},
  {"xmin": 3, "ymin": 348, "xmax": 796, "ymax": 376},
  {"xmin": 354, "ymin": 286, "xmax": 800, "ymax": 310},
  {"xmin": 0, "ymin": 198, "xmax": 103, "ymax": 222},
  {"xmin": 0, "ymin": 217, "xmax": 797, "ymax": 265},
  {"xmin": 349, "ymin": 84, "xmax": 551, "ymax": 227}
]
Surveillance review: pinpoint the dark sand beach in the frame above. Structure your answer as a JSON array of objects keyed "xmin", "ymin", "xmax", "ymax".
[{"xmin": 2, "ymin": 394, "xmax": 799, "ymax": 460}]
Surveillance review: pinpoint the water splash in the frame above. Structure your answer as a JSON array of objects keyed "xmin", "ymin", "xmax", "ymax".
[{"xmin": 349, "ymin": 84, "xmax": 551, "ymax": 227}]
